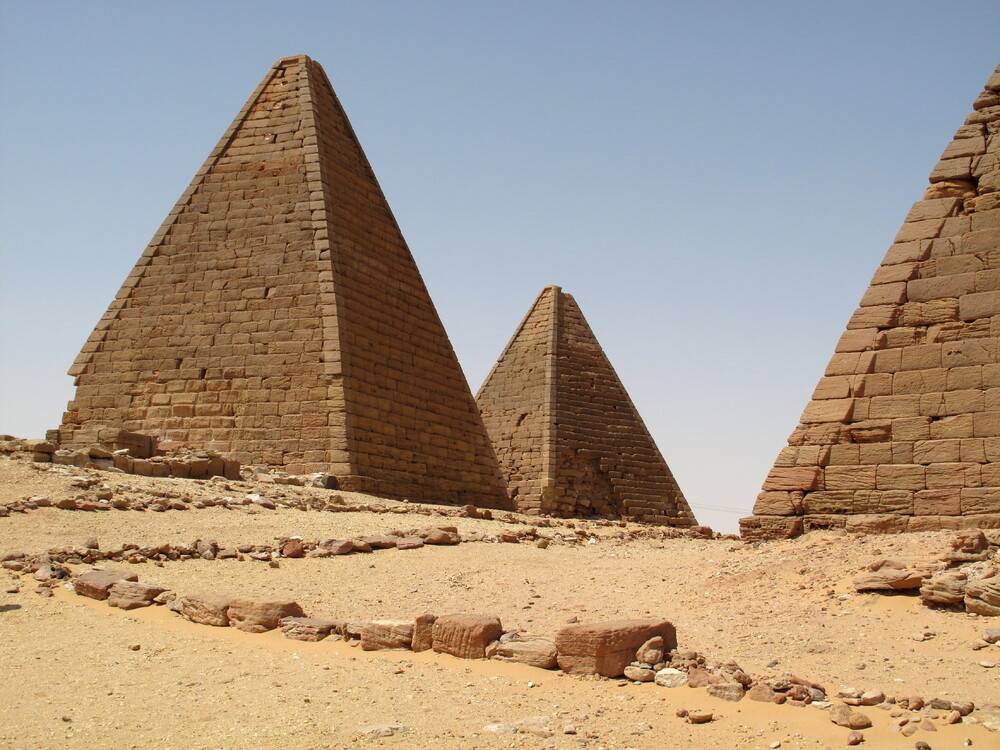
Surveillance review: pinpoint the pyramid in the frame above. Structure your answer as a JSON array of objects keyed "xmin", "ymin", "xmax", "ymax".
[
  {"xmin": 742, "ymin": 64, "xmax": 1000, "ymax": 540},
  {"xmin": 58, "ymin": 54, "xmax": 509, "ymax": 509},
  {"xmin": 476, "ymin": 285, "xmax": 696, "ymax": 524}
]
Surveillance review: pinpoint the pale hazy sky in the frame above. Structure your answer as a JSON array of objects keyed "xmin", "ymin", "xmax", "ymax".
[{"xmin": 1, "ymin": 2, "xmax": 998, "ymax": 531}]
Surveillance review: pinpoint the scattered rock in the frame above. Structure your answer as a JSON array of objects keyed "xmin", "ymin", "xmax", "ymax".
[
  {"xmin": 623, "ymin": 665, "xmax": 655, "ymax": 682},
  {"xmin": 655, "ymin": 667, "xmax": 689, "ymax": 688},
  {"xmin": 686, "ymin": 710, "xmax": 713, "ymax": 724}
]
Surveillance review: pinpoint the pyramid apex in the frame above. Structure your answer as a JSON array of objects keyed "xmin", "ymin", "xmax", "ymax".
[{"xmin": 273, "ymin": 54, "xmax": 312, "ymax": 68}]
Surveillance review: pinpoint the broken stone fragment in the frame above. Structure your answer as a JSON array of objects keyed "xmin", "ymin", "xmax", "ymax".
[
  {"xmin": 830, "ymin": 704, "xmax": 873, "ymax": 730},
  {"xmin": 395, "ymin": 537, "xmax": 425, "ymax": 550},
  {"xmin": 635, "ymin": 635, "xmax": 664, "ymax": 666},
  {"xmin": 706, "ymin": 682, "xmax": 745, "ymax": 702},
  {"xmin": 920, "ymin": 569, "xmax": 968, "ymax": 606},
  {"xmin": 74, "ymin": 569, "xmax": 139, "ymax": 600},
  {"xmin": 966, "ymin": 576, "xmax": 1000, "ymax": 617},
  {"xmin": 853, "ymin": 559, "xmax": 937, "ymax": 592}
]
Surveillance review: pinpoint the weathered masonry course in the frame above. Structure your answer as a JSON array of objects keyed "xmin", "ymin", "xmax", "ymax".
[
  {"xmin": 476, "ymin": 285, "xmax": 696, "ymax": 524},
  {"xmin": 58, "ymin": 54, "xmax": 509, "ymax": 509},
  {"xmin": 742, "ymin": 64, "xmax": 1000, "ymax": 540}
]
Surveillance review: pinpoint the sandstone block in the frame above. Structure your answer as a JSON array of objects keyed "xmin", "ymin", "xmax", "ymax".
[
  {"xmin": 738, "ymin": 515, "xmax": 803, "ymax": 541},
  {"xmin": 411, "ymin": 613, "xmax": 437, "ymax": 652},
  {"xmin": 181, "ymin": 594, "xmax": 234, "ymax": 627},
  {"xmin": 74, "ymin": 569, "xmax": 139, "ymax": 600},
  {"xmin": 962, "ymin": 488, "xmax": 1000, "ymax": 514},
  {"xmin": 914, "ymin": 489, "xmax": 961, "ymax": 515},
  {"xmin": 762, "ymin": 466, "xmax": 822, "ymax": 491},
  {"xmin": 493, "ymin": 636, "xmax": 558, "ymax": 669},
  {"xmin": 825, "ymin": 466, "xmax": 876, "ymax": 490},
  {"xmin": 227, "ymin": 598, "xmax": 304, "ymax": 633},
  {"xmin": 280, "ymin": 616, "xmax": 339, "ymax": 641},
  {"xmin": 752, "ymin": 491, "xmax": 801, "ymax": 516},
  {"xmin": 107, "ymin": 580, "xmax": 168, "ymax": 610},
  {"xmin": 432, "ymin": 614, "xmax": 503, "ymax": 659},
  {"xmin": 965, "ymin": 577, "xmax": 1000, "ymax": 617},
  {"xmin": 876, "ymin": 464, "xmax": 925, "ymax": 490},
  {"xmin": 361, "ymin": 619, "xmax": 415, "ymax": 650},
  {"xmin": 845, "ymin": 514, "xmax": 909, "ymax": 535},
  {"xmin": 554, "ymin": 619, "xmax": 677, "ymax": 677}
]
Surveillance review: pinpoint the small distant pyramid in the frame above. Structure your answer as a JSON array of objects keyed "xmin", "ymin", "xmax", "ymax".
[
  {"xmin": 59, "ymin": 54, "xmax": 509, "ymax": 509},
  {"xmin": 742, "ymin": 64, "xmax": 1000, "ymax": 540},
  {"xmin": 476, "ymin": 285, "xmax": 696, "ymax": 524}
]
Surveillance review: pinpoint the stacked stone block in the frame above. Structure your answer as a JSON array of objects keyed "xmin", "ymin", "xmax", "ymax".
[
  {"xmin": 59, "ymin": 54, "xmax": 508, "ymax": 509},
  {"xmin": 742, "ymin": 64, "xmax": 1000, "ymax": 539},
  {"xmin": 477, "ymin": 286, "xmax": 695, "ymax": 524}
]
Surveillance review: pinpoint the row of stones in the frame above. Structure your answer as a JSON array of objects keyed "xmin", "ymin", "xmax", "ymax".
[{"xmin": 17, "ymin": 563, "xmax": 991, "ymax": 742}]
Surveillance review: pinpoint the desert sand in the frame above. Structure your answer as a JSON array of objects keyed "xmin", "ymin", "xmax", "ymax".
[{"xmin": 1, "ymin": 457, "xmax": 998, "ymax": 749}]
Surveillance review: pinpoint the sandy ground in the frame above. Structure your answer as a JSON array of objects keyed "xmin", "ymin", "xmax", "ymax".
[{"xmin": 1, "ymin": 457, "xmax": 999, "ymax": 749}]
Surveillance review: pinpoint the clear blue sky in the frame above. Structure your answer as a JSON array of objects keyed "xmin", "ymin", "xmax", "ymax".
[{"xmin": 1, "ymin": 2, "xmax": 997, "ymax": 531}]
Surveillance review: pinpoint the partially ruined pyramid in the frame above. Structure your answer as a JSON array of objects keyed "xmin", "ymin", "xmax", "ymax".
[
  {"xmin": 59, "ymin": 54, "xmax": 509, "ymax": 508},
  {"xmin": 742, "ymin": 64, "xmax": 1000, "ymax": 540},
  {"xmin": 476, "ymin": 285, "xmax": 696, "ymax": 524}
]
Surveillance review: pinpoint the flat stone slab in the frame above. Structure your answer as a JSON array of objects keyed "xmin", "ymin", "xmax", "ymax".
[{"xmin": 74, "ymin": 569, "xmax": 139, "ymax": 600}]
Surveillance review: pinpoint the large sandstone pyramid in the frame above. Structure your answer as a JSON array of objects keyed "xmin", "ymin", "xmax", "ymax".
[
  {"xmin": 476, "ymin": 285, "xmax": 696, "ymax": 524},
  {"xmin": 742, "ymin": 64, "xmax": 1000, "ymax": 540},
  {"xmin": 59, "ymin": 54, "xmax": 509, "ymax": 508}
]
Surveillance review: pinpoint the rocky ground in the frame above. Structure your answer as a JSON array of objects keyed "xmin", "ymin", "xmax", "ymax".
[{"xmin": 1, "ymin": 456, "xmax": 999, "ymax": 749}]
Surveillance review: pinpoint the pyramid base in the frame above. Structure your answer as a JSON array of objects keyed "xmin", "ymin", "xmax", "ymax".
[
  {"xmin": 334, "ymin": 473, "xmax": 512, "ymax": 510},
  {"xmin": 740, "ymin": 513, "xmax": 1000, "ymax": 540}
]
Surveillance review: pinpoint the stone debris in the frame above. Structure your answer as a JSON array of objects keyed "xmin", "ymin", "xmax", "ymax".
[
  {"xmin": 966, "ymin": 577, "xmax": 1000, "ymax": 616},
  {"xmin": 830, "ymin": 704, "xmax": 873, "ymax": 730},
  {"xmin": 853, "ymin": 559, "xmax": 939, "ymax": 592}
]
